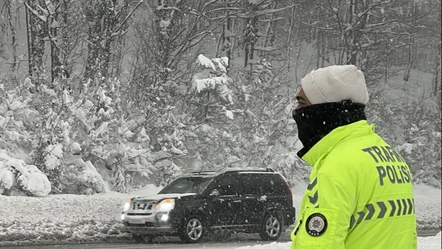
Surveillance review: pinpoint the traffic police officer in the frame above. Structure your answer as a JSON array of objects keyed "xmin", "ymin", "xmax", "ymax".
[{"xmin": 290, "ymin": 65, "xmax": 417, "ymax": 248}]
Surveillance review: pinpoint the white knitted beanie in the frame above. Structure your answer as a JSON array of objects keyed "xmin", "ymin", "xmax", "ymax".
[{"xmin": 301, "ymin": 65, "xmax": 369, "ymax": 105}]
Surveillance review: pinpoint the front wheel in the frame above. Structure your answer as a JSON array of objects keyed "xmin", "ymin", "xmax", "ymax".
[
  {"xmin": 179, "ymin": 216, "xmax": 205, "ymax": 243},
  {"xmin": 259, "ymin": 211, "xmax": 283, "ymax": 241}
]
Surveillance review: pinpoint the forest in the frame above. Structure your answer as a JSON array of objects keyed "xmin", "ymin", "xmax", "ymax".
[{"xmin": 0, "ymin": 0, "xmax": 440, "ymax": 196}]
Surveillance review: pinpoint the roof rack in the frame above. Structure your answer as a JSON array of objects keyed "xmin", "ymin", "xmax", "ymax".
[
  {"xmin": 189, "ymin": 170, "xmax": 217, "ymax": 175},
  {"xmin": 185, "ymin": 168, "xmax": 275, "ymax": 176},
  {"xmin": 219, "ymin": 167, "xmax": 275, "ymax": 173}
]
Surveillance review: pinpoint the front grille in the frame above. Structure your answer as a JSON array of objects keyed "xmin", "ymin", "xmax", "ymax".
[
  {"xmin": 124, "ymin": 222, "xmax": 155, "ymax": 227},
  {"xmin": 127, "ymin": 213, "xmax": 152, "ymax": 216},
  {"xmin": 132, "ymin": 201, "xmax": 155, "ymax": 211}
]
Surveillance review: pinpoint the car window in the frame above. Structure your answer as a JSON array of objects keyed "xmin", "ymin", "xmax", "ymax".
[
  {"xmin": 257, "ymin": 174, "xmax": 274, "ymax": 194},
  {"xmin": 262, "ymin": 174, "xmax": 287, "ymax": 195},
  {"xmin": 158, "ymin": 177, "xmax": 214, "ymax": 194},
  {"xmin": 237, "ymin": 173, "xmax": 286, "ymax": 195},
  {"xmin": 212, "ymin": 174, "xmax": 239, "ymax": 196},
  {"xmin": 238, "ymin": 174, "xmax": 262, "ymax": 195}
]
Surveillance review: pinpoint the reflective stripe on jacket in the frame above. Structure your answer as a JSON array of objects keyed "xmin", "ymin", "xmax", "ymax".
[{"xmin": 290, "ymin": 120, "xmax": 417, "ymax": 249}]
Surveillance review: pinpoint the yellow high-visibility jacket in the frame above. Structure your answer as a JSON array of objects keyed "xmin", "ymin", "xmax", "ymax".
[{"xmin": 291, "ymin": 120, "xmax": 417, "ymax": 249}]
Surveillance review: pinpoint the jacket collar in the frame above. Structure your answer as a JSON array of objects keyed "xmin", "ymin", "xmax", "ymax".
[{"xmin": 301, "ymin": 120, "xmax": 375, "ymax": 167}]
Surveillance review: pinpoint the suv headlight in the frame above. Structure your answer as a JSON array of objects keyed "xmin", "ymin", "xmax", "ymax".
[
  {"xmin": 155, "ymin": 199, "xmax": 175, "ymax": 211},
  {"xmin": 123, "ymin": 199, "xmax": 132, "ymax": 212}
]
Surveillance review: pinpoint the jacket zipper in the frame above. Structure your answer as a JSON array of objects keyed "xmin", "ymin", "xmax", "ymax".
[{"xmin": 294, "ymin": 220, "xmax": 303, "ymax": 236}]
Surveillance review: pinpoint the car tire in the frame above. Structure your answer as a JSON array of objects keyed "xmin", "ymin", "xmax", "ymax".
[
  {"xmin": 179, "ymin": 216, "xmax": 205, "ymax": 243},
  {"xmin": 132, "ymin": 234, "xmax": 153, "ymax": 243},
  {"xmin": 259, "ymin": 211, "xmax": 283, "ymax": 241}
]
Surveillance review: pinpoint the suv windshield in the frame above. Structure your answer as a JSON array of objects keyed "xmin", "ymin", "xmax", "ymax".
[{"xmin": 159, "ymin": 176, "xmax": 214, "ymax": 194}]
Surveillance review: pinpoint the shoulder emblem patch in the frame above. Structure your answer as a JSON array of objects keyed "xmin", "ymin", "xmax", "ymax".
[{"xmin": 305, "ymin": 213, "xmax": 327, "ymax": 237}]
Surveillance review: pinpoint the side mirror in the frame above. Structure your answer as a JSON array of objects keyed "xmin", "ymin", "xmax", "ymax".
[{"xmin": 210, "ymin": 189, "xmax": 220, "ymax": 197}]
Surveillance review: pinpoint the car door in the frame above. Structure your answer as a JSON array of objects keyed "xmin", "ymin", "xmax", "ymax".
[
  {"xmin": 205, "ymin": 174, "xmax": 242, "ymax": 227},
  {"xmin": 237, "ymin": 173, "xmax": 266, "ymax": 225}
]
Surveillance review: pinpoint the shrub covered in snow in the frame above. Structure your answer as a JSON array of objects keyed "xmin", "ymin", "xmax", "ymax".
[
  {"xmin": 16, "ymin": 164, "xmax": 51, "ymax": 197},
  {"xmin": 53, "ymin": 156, "xmax": 107, "ymax": 195},
  {"xmin": 0, "ymin": 167, "xmax": 14, "ymax": 194},
  {"xmin": 0, "ymin": 151, "xmax": 51, "ymax": 197},
  {"xmin": 0, "ymin": 76, "xmax": 165, "ymax": 195}
]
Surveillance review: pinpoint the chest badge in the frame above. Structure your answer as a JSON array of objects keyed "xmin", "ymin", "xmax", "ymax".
[{"xmin": 306, "ymin": 213, "xmax": 328, "ymax": 237}]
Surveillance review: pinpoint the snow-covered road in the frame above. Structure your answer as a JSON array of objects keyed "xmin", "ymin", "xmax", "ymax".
[
  {"xmin": 0, "ymin": 231, "xmax": 440, "ymax": 249},
  {"xmin": 0, "ymin": 235, "xmax": 441, "ymax": 249},
  {"xmin": 0, "ymin": 241, "xmax": 269, "ymax": 249}
]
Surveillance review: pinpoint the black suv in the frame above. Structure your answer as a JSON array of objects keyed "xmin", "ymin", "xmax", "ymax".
[{"xmin": 120, "ymin": 168, "xmax": 296, "ymax": 243}]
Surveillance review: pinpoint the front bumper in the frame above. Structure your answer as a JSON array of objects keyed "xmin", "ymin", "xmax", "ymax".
[
  {"xmin": 122, "ymin": 223, "xmax": 175, "ymax": 235},
  {"xmin": 121, "ymin": 212, "xmax": 179, "ymax": 235}
]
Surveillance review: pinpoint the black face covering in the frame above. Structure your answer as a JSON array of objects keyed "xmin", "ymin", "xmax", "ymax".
[{"xmin": 292, "ymin": 100, "xmax": 367, "ymax": 157}]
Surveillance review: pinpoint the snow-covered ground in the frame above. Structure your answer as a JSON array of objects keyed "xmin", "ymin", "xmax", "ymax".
[
  {"xmin": 0, "ymin": 183, "xmax": 440, "ymax": 246},
  {"xmin": 236, "ymin": 232, "xmax": 442, "ymax": 249}
]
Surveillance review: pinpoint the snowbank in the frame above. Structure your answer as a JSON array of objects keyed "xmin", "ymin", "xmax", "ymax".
[
  {"xmin": 0, "ymin": 192, "xmax": 130, "ymax": 244},
  {"xmin": 413, "ymin": 183, "xmax": 442, "ymax": 229},
  {"xmin": 236, "ymin": 232, "xmax": 441, "ymax": 249},
  {"xmin": 0, "ymin": 184, "xmax": 163, "ymax": 245},
  {"xmin": 0, "ymin": 183, "xmax": 439, "ymax": 246}
]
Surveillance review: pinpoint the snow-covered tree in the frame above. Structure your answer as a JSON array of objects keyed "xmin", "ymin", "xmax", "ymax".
[
  {"xmin": 82, "ymin": 0, "xmax": 143, "ymax": 81},
  {"xmin": 0, "ymin": 84, "xmax": 51, "ymax": 196}
]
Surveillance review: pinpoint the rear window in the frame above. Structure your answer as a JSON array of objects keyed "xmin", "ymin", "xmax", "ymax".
[
  {"xmin": 265, "ymin": 174, "xmax": 287, "ymax": 194},
  {"xmin": 238, "ymin": 173, "xmax": 287, "ymax": 195}
]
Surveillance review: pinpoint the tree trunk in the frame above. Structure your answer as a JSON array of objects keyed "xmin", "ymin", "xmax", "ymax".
[
  {"xmin": 316, "ymin": 29, "xmax": 320, "ymax": 68},
  {"xmin": 84, "ymin": 0, "xmax": 115, "ymax": 82},
  {"xmin": 345, "ymin": 0, "xmax": 358, "ymax": 65},
  {"xmin": 244, "ymin": 16, "xmax": 258, "ymax": 68},
  {"xmin": 155, "ymin": 0, "xmax": 177, "ymax": 85},
  {"xmin": 404, "ymin": 2, "xmax": 416, "ymax": 82},
  {"xmin": 4, "ymin": 0, "xmax": 18, "ymax": 75},
  {"xmin": 225, "ymin": 6, "xmax": 232, "ymax": 68},
  {"xmin": 263, "ymin": 1, "xmax": 277, "ymax": 56},
  {"xmin": 433, "ymin": 41, "xmax": 441, "ymax": 97},
  {"xmin": 243, "ymin": 2, "xmax": 259, "ymax": 68},
  {"xmin": 347, "ymin": 0, "xmax": 362, "ymax": 65},
  {"xmin": 111, "ymin": 1, "xmax": 129, "ymax": 79},
  {"xmin": 286, "ymin": 3, "xmax": 295, "ymax": 71},
  {"xmin": 60, "ymin": 0, "xmax": 70, "ymax": 80},
  {"xmin": 384, "ymin": 47, "xmax": 389, "ymax": 84},
  {"xmin": 25, "ymin": 0, "xmax": 46, "ymax": 80},
  {"xmin": 49, "ymin": 0, "xmax": 62, "ymax": 83},
  {"xmin": 25, "ymin": 0, "xmax": 33, "ymax": 76}
]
